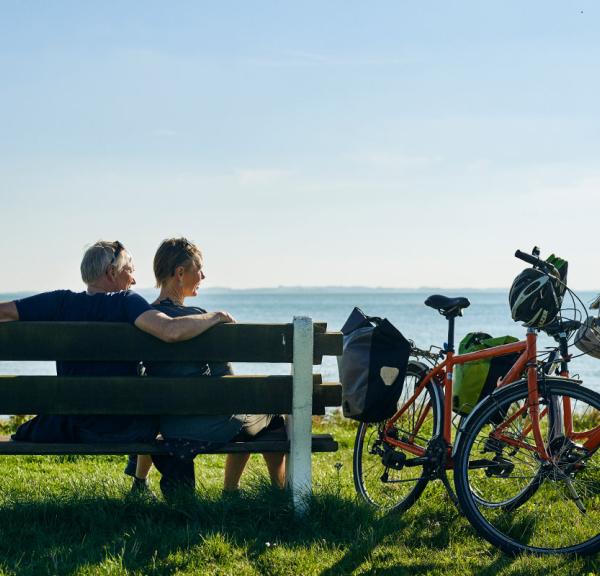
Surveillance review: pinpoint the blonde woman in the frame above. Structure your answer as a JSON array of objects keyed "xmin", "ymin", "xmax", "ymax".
[{"xmin": 131, "ymin": 238, "xmax": 285, "ymax": 497}]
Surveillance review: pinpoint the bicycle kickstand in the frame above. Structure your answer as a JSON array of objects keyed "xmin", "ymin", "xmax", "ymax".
[{"xmin": 440, "ymin": 471, "xmax": 459, "ymax": 507}]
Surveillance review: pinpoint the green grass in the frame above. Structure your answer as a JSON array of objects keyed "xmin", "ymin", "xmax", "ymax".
[{"xmin": 0, "ymin": 417, "xmax": 598, "ymax": 576}]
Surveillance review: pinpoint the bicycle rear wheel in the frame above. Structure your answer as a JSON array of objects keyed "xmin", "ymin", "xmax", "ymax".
[
  {"xmin": 353, "ymin": 361, "xmax": 443, "ymax": 513},
  {"xmin": 454, "ymin": 378, "xmax": 600, "ymax": 555}
]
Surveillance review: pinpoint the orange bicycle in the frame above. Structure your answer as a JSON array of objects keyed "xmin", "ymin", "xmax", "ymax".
[{"xmin": 353, "ymin": 249, "xmax": 600, "ymax": 555}]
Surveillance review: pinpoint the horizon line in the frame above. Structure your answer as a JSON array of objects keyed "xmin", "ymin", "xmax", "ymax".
[{"xmin": 2, "ymin": 284, "xmax": 599, "ymax": 296}]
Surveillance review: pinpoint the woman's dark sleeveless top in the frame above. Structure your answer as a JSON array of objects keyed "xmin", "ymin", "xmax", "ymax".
[
  {"xmin": 146, "ymin": 298, "xmax": 231, "ymax": 377},
  {"xmin": 146, "ymin": 298, "xmax": 242, "ymax": 443}
]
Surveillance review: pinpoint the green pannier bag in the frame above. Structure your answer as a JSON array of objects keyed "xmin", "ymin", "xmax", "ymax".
[{"xmin": 453, "ymin": 332, "xmax": 519, "ymax": 415}]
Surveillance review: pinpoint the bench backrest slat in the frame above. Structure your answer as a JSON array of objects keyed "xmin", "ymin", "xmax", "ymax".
[
  {"xmin": 0, "ymin": 375, "xmax": 341, "ymax": 415},
  {"xmin": 0, "ymin": 322, "xmax": 342, "ymax": 364}
]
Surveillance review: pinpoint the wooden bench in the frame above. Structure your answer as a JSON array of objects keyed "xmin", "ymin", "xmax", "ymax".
[{"xmin": 0, "ymin": 317, "xmax": 342, "ymax": 513}]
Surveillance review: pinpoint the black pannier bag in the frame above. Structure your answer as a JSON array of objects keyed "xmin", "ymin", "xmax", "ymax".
[{"xmin": 339, "ymin": 307, "xmax": 411, "ymax": 422}]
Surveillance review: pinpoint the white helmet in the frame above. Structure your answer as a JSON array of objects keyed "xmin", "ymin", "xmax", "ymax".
[{"xmin": 509, "ymin": 268, "xmax": 562, "ymax": 328}]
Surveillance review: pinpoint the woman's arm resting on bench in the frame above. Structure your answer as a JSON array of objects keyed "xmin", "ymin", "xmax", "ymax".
[
  {"xmin": 0, "ymin": 302, "xmax": 18, "ymax": 322},
  {"xmin": 134, "ymin": 309, "xmax": 235, "ymax": 343}
]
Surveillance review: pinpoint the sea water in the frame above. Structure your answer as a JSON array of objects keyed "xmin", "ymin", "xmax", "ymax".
[{"xmin": 1, "ymin": 289, "xmax": 599, "ymax": 395}]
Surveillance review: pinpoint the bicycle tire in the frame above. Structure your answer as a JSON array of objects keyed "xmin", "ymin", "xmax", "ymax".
[
  {"xmin": 353, "ymin": 361, "xmax": 444, "ymax": 513},
  {"xmin": 454, "ymin": 378, "xmax": 600, "ymax": 555}
]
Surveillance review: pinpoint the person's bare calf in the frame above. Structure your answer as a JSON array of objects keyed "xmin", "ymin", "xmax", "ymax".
[{"xmin": 224, "ymin": 453, "xmax": 286, "ymax": 491}]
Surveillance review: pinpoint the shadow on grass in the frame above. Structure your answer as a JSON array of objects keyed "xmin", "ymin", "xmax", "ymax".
[
  {"xmin": 0, "ymin": 479, "xmax": 470, "ymax": 575},
  {"xmin": 0, "ymin": 481, "xmax": 581, "ymax": 576},
  {"xmin": 0, "ymin": 482, "xmax": 385, "ymax": 575}
]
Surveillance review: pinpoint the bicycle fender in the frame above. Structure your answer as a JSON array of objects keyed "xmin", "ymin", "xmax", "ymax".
[{"xmin": 407, "ymin": 359, "xmax": 431, "ymax": 378}]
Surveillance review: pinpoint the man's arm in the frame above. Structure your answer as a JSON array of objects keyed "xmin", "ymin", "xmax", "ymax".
[
  {"xmin": 134, "ymin": 309, "xmax": 235, "ymax": 343},
  {"xmin": 0, "ymin": 302, "xmax": 19, "ymax": 322}
]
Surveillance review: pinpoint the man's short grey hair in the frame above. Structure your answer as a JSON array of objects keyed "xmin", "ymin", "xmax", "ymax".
[{"xmin": 80, "ymin": 240, "xmax": 133, "ymax": 285}]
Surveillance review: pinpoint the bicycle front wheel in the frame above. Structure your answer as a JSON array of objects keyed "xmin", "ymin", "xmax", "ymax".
[
  {"xmin": 454, "ymin": 378, "xmax": 600, "ymax": 555},
  {"xmin": 353, "ymin": 361, "xmax": 443, "ymax": 513}
]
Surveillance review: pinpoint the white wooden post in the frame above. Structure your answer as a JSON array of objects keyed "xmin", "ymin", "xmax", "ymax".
[{"xmin": 286, "ymin": 316, "xmax": 314, "ymax": 515}]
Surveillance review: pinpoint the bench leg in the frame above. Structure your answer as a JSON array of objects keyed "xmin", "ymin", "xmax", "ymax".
[{"xmin": 286, "ymin": 316, "xmax": 314, "ymax": 516}]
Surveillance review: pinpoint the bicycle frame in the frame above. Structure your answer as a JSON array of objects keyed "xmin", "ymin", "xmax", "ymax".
[{"xmin": 383, "ymin": 329, "xmax": 555, "ymax": 462}]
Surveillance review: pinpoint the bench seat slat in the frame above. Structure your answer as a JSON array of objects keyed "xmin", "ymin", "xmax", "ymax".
[
  {"xmin": 0, "ymin": 375, "xmax": 293, "ymax": 414},
  {"xmin": 0, "ymin": 434, "xmax": 338, "ymax": 455}
]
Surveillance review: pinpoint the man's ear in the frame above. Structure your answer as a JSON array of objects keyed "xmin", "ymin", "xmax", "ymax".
[{"xmin": 106, "ymin": 265, "xmax": 117, "ymax": 283}]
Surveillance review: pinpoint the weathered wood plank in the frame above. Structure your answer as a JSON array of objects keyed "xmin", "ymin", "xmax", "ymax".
[
  {"xmin": 0, "ymin": 322, "xmax": 294, "ymax": 362},
  {"xmin": 0, "ymin": 434, "xmax": 339, "ymax": 455},
  {"xmin": 0, "ymin": 375, "xmax": 293, "ymax": 414},
  {"xmin": 313, "ymin": 322, "xmax": 326, "ymax": 364},
  {"xmin": 0, "ymin": 376, "xmax": 339, "ymax": 415},
  {"xmin": 314, "ymin": 332, "xmax": 343, "ymax": 361},
  {"xmin": 0, "ymin": 322, "xmax": 340, "ymax": 363},
  {"xmin": 312, "ymin": 382, "xmax": 342, "ymax": 414}
]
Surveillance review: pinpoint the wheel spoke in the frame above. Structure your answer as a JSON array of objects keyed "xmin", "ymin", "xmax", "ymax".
[
  {"xmin": 353, "ymin": 363, "xmax": 441, "ymax": 513},
  {"xmin": 455, "ymin": 379, "xmax": 600, "ymax": 555}
]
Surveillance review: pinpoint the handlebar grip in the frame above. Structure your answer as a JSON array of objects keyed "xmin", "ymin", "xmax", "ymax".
[
  {"xmin": 514, "ymin": 250, "xmax": 542, "ymax": 267},
  {"xmin": 515, "ymin": 249, "xmax": 560, "ymax": 277}
]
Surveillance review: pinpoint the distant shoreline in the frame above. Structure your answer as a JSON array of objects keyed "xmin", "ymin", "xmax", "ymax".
[
  {"xmin": 2, "ymin": 286, "xmax": 599, "ymax": 298},
  {"xmin": 2, "ymin": 287, "xmax": 512, "ymax": 299}
]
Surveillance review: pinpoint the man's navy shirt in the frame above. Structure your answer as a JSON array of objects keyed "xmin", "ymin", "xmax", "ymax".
[
  {"xmin": 16, "ymin": 290, "xmax": 151, "ymax": 376},
  {"xmin": 13, "ymin": 290, "xmax": 155, "ymax": 440},
  {"xmin": 16, "ymin": 289, "xmax": 150, "ymax": 323}
]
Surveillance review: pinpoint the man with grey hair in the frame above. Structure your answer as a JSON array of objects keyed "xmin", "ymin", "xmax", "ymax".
[
  {"xmin": 0, "ymin": 239, "xmax": 235, "ymax": 499},
  {"xmin": 80, "ymin": 240, "xmax": 137, "ymax": 293}
]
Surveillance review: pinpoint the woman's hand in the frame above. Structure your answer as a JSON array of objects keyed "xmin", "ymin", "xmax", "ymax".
[{"xmin": 212, "ymin": 311, "xmax": 236, "ymax": 324}]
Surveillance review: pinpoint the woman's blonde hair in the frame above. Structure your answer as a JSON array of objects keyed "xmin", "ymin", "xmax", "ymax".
[{"xmin": 153, "ymin": 237, "xmax": 202, "ymax": 288}]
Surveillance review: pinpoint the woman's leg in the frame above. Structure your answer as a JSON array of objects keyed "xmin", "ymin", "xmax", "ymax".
[
  {"xmin": 223, "ymin": 453, "xmax": 251, "ymax": 491},
  {"xmin": 224, "ymin": 415, "xmax": 286, "ymax": 490},
  {"xmin": 223, "ymin": 453, "xmax": 285, "ymax": 490},
  {"xmin": 262, "ymin": 453, "xmax": 286, "ymax": 488},
  {"xmin": 135, "ymin": 454, "xmax": 153, "ymax": 479}
]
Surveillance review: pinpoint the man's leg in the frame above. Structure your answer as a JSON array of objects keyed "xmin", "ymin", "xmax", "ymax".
[
  {"xmin": 124, "ymin": 454, "xmax": 137, "ymax": 476},
  {"xmin": 151, "ymin": 454, "xmax": 195, "ymax": 501}
]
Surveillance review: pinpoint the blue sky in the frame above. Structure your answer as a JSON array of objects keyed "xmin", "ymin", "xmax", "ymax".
[{"xmin": 1, "ymin": 1, "xmax": 599, "ymax": 291}]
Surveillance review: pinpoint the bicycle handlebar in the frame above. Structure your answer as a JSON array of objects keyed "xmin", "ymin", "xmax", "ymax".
[
  {"xmin": 514, "ymin": 249, "xmax": 559, "ymax": 277},
  {"xmin": 543, "ymin": 318, "xmax": 581, "ymax": 337},
  {"xmin": 514, "ymin": 250, "xmax": 541, "ymax": 267}
]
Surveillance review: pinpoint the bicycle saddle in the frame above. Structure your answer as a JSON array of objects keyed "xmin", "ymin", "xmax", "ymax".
[{"xmin": 424, "ymin": 294, "xmax": 471, "ymax": 318}]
